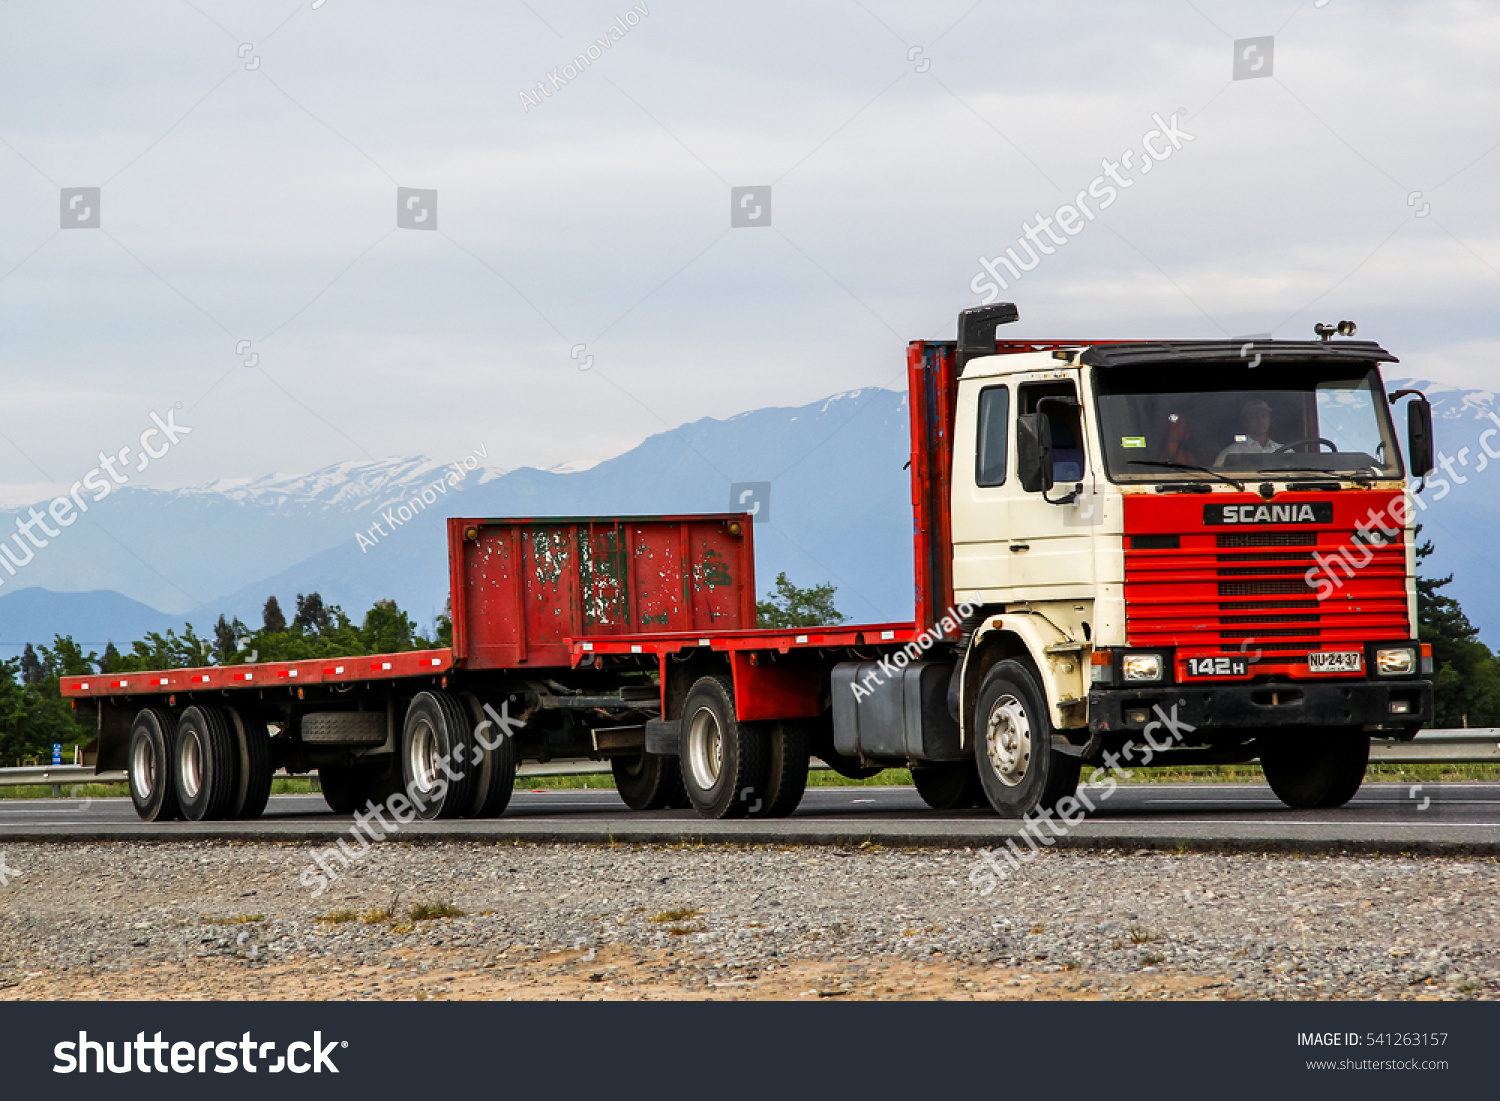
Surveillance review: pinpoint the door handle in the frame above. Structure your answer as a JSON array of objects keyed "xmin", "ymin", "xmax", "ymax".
[{"xmin": 1009, "ymin": 544, "xmax": 1030, "ymax": 552}]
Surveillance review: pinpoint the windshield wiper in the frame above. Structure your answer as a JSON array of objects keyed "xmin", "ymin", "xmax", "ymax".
[
  {"xmin": 1272, "ymin": 467, "xmax": 1374, "ymax": 486},
  {"xmin": 1128, "ymin": 460, "xmax": 1246, "ymax": 491}
]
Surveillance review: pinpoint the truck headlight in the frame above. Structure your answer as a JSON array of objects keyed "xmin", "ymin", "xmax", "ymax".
[
  {"xmin": 1375, "ymin": 647, "xmax": 1416, "ymax": 676},
  {"xmin": 1121, "ymin": 653, "xmax": 1164, "ymax": 682}
]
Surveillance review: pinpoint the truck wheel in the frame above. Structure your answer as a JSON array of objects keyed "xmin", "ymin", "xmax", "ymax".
[
  {"xmin": 972, "ymin": 660, "xmax": 1080, "ymax": 818},
  {"xmin": 1260, "ymin": 730, "xmax": 1370, "ymax": 809},
  {"xmin": 174, "ymin": 706, "xmax": 240, "ymax": 821},
  {"xmin": 750, "ymin": 719, "xmax": 810, "ymax": 818},
  {"xmin": 129, "ymin": 708, "xmax": 181, "ymax": 822},
  {"xmin": 226, "ymin": 708, "xmax": 274, "ymax": 820},
  {"xmin": 612, "ymin": 751, "xmax": 686, "ymax": 811},
  {"xmin": 461, "ymin": 693, "xmax": 517, "ymax": 819},
  {"xmin": 912, "ymin": 762, "xmax": 984, "ymax": 810},
  {"xmin": 678, "ymin": 675, "xmax": 768, "ymax": 819},
  {"xmin": 318, "ymin": 762, "xmax": 366, "ymax": 814},
  {"xmin": 402, "ymin": 691, "xmax": 478, "ymax": 819}
]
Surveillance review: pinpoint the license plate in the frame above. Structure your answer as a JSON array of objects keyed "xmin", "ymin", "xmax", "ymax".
[
  {"xmin": 1308, "ymin": 650, "xmax": 1362, "ymax": 673},
  {"xmin": 1185, "ymin": 656, "xmax": 1249, "ymax": 677}
]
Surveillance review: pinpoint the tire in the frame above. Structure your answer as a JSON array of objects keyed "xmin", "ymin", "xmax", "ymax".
[
  {"xmin": 750, "ymin": 718, "xmax": 810, "ymax": 818},
  {"xmin": 128, "ymin": 708, "xmax": 181, "ymax": 822},
  {"xmin": 612, "ymin": 751, "xmax": 686, "ymax": 811},
  {"xmin": 1260, "ymin": 730, "xmax": 1370, "ymax": 809},
  {"xmin": 226, "ymin": 708, "xmax": 274, "ymax": 820},
  {"xmin": 678, "ymin": 675, "xmax": 768, "ymax": 819},
  {"xmin": 318, "ymin": 761, "xmax": 367, "ymax": 814},
  {"xmin": 461, "ymin": 693, "xmax": 517, "ymax": 819},
  {"xmin": 912, "ymin": 761, "xmax": 985, "ymax": 810},
  {"xmin": 174, "ymin": 706, "xmax": 240, "ymax": 821},
  {"xmin": 401, "ymin": 691, "xmax": 478, "ymax": 820},
  {"xmin": 972, "ymin": 660, "xmax": 1080, "ymax": 818}
]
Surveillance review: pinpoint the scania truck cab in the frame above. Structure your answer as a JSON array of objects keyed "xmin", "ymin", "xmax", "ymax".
[{"xmin": 920, "ymin": 303, "xmax": 1437, "ymax": 816}]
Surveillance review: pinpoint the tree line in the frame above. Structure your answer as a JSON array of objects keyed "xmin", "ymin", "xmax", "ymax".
[{"xmin": 1, "ymin": 593, "xmax": 447, "ymax": 765}]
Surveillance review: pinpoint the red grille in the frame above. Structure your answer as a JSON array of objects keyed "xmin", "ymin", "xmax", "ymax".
[{"xmin": 1123, "ymin": 498, "xmax": 1411, "ymax": 680}]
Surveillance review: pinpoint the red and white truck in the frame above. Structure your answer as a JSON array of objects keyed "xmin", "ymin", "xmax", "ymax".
[{"xmin": 62, "ymin": 304, "xmax": 1437, "ymax": 822}]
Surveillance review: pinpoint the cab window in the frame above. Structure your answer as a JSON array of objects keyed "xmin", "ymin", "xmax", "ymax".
[{"xmin": 976, "ymin": 385, "xmax": 1009, "ymax": 487}]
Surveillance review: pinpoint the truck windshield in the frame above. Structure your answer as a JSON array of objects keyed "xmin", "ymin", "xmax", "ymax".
[{"xmin": 1092, "ymin": 361, "xmax": 1403, "ymax": 482}]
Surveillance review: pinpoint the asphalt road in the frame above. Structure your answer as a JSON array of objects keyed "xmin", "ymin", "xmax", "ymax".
[{"xmin": 1, "ymin": 782, "xmax": 1496, "ymax": 853}]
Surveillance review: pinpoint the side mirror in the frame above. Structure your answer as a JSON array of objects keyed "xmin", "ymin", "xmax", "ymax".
[
  {"xmin": 1016, "ymin": 413, "xmax": 1054, "ymax": 493},
  {"xmin": 1407, "ymin": 399, "xmax": 1434, "ymax": 478}
]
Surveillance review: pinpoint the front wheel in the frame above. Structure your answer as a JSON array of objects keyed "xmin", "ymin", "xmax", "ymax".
[
  {"xmin": 972, "ymin": 660, "xmax": 1080, "ymax": 818},
  {"xmin": 1260, "ymin": 730, "xmax": 1369, "ymax": 809},
  {"xmin": 912, "ymin": 761, "xmax": 984, "ymax": 810}
]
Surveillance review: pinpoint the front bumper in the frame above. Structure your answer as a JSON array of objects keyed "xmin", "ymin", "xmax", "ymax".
[{"xmin": 1088, "ymin": 679, "xmax": 1433, "ymax": 736}]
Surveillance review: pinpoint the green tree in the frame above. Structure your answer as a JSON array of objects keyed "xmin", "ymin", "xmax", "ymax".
[
  {"xmin": 362, "ymin": 599, "xmax": 418, "ymax": 653},
  {"xmin": 293, "ymin": 592, "xmax": 332, "ymax": 636},
  {"xmin": 1416, "ymin": 531, "xmax": 1500, "ymax": 727},
  {"xmin": 262, "ymin": 595, "xmax": 286, "ymax": 634},
  {"xmin": 756, "ymin": 572, "xmax": 845, "ymax": 629}
]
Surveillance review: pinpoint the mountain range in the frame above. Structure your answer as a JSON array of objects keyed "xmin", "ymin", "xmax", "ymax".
[{"xmin": 2, "ymin": 378, "xmax": 1498, "ymax": 657}]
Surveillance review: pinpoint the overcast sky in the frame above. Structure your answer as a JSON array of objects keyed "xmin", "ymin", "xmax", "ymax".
[{"xmin": 0, "ymin": 0, "xmax": 1496, "ymax": 505}]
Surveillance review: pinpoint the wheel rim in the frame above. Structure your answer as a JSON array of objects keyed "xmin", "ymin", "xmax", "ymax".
[
  {"xmin": 408, "ymin": 717, "xmax": 439, "ymax": 795},
  {"xmin": 984, "ymin": 693, "xmax": 1031, "ymax": 788},
  {"xmin": 685, "ymin": 706, "xmax": 724, "ymax": 792},
  {"xmin": 131, "ymin": 735, "xmax": 156, "ymax": 799},
  {"xmin": 179, "ymin": 729, "xmax": 202, "ymax": 800}
]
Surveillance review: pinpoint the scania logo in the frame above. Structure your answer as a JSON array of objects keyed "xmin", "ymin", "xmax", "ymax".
[{"xmin": 1204, "ymin": 501, "xmax": 1334, "ymax": 525}]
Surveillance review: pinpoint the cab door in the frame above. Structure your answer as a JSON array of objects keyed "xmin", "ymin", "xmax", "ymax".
[{"xmin": 950, "ymin": 377, "xmax": 1012, "ymax": 601}]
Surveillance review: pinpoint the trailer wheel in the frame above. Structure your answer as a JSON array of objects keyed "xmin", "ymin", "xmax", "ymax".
[
  {"xmin": 128, "ymin": 708, "xmax": 182, "ymax": 822},
  {"xmin": 678, "ymin": 675, "xmax": 768, "ymax": 819},
  {"xmin": 612, "ymin": 751, "xmax": 686, "ymax": 811},
  {"xmin": 972, "ymin": 660, "xmax": 1080, "ymax": 819},
  {"xmin": 750, "ymin": 718, "xmax": 810, "ymax": 818},
  {"xmin": 226, "ymin": 708, "xmax": 273, "ymax": 820},
  {"xmin": 174, "ymin": 706, "xmax": 240, "ymax": 821},
  {"xmin": 318, "ymin": 762, "xmax": 367, "ymax": 814},
  {"xmin": 402, "ymin": 691, "xmax": 478, "ymax": 819},
  {"xmin": 912, "ymin": 762, "xmax": 984, "ymax": 811},
  {"xmin": 1260, "ymin": 730, "xmax": 1369, "ymax": 809},
  {"xmin": 462, "ymin": 693, "xmax": 517, "ymax": 819}
]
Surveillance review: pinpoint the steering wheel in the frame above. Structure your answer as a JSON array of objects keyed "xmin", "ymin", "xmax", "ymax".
[{"xmin": 1274, "ymin": 437, "xmax": 1337, "ymax": 454}]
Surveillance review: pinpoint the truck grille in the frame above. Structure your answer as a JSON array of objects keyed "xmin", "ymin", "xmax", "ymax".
[{"xmin": 1124, "ymin": 529, "xmax": 1409, "ymax": 675}]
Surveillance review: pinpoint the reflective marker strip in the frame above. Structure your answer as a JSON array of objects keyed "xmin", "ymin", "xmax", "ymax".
[
  {"xmin": 238, "ymin": 673, "xmax": 253, "ymax": 681},
  {"xmin": 157, "ymin": 678, "xmax": 169, "ymax": 686},
  {"xmin": 881, "ymin": 630, "xmax": 895, "ymax": 640},
  {"xmin": 79, "ymin": 683, "xmax": 89, "ymax": 690},
  {"xmin": 114, "ymin": 680, "xmax": 129, "ymax": 689},
  {"xmin": 699, "ymin": 639, "xmax": 710, "ymax": 647},
  {"xmin": 429, "ymin": 657, "xmax": 442, "ymax": 667},
  {"xmin": 581, "ymin": 643, "xmax": 594, "ymax": 651},
  {"xmin": 631, "ymin": 645, "xmax": 643, "ymax": 653},
  {"xmin": 795, "ymin": 635, "xmax": 808, "ymax": 644},
  {"xmin": 195, "ymin": 675, "xmax": 209, "ymax": 684}
]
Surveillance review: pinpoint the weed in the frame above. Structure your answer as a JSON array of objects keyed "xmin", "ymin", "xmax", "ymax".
[
  {"xmin": 203, "ymin": 914, "xmax": 264, "ymax": 925},
  {"xmin": 409, "ymin": 901, "xmax": 465, "ymax": 922},
  {"xmin": 649, "ymin": 907, "xmax": 700, "ymax": 923},
  {"xmin": 1128, "ymin": 923, "xmax": 1158, "ymax": 945},
  {"xmin": 315, "ymin": 910, "xmax": 358, "ymax": 925},
  {"xmin": 1140, "ymin": 950, "xmax": 1168, "ymax": 966}
]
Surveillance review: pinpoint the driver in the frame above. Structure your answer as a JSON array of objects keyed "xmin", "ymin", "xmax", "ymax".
[{"xmin": 1214, "ymin": 398, "xmax": 1281, "ymax": 466}]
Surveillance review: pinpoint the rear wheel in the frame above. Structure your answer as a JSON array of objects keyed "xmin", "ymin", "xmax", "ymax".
[
  {"xmin": 128, "ymin": 708, "xmax": 181, "ymax": 822},
  {"xmin": 174, "ymin": 706, "xmax": 240, "ymax": 821},
  {"xmin": 402, "ymin": 691, "xmax": 478, "ymax": 819},
  {"xmin": 750, "ymin": 718, "xmax": 810, "ymax": 818},
  {"xmin": 1260, "ymin": 730, "xmax": 1369, "ymax": 809},
  {"xmin": 972, "ymin": 660, "xmax": 1080, "ymax": 818},
  {"xmin": 226, "ymin": 708, "xmax": 273, "ymax": 820},
  {"xmin": 318, "ymin": 761, "xmax": 367, "ymax": 814},
  {"xmin": 612, "ymin": 750, "xmax": 686, "ymax": 811},
  {"xmin": 912, "ymin": 761, "xmax": 984, "ymax": 810},
  {"xmin": 461, "ymin": 692, "xmax": 517, "ymax": 819},
  {"xmin": 678, "ymin": 675, "xmax": 768, "ymax": 819}
]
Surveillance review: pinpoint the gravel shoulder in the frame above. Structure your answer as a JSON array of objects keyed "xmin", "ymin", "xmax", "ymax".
[{"xmin": 0, "ymin": 841, "xmax": 1494, "ymax": 1001}]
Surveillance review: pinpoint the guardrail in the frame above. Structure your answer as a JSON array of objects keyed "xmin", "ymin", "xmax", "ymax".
[{"xmin": 2, "ymin": 730, "xmax": 1496, "ymax": 792}]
